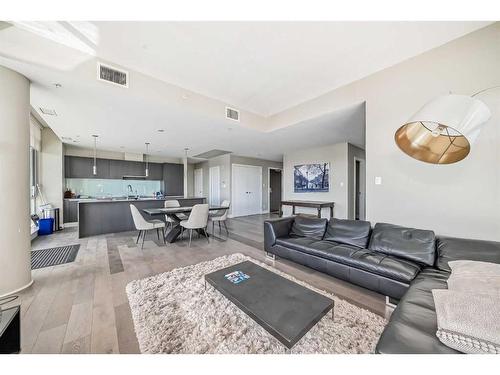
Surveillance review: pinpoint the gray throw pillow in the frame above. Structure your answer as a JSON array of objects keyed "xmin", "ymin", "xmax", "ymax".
[
  {"xmin": 432, "ymin": 289, "xmax": 500, "ymax": 354},
  {"xmin": 448, "ymin": 260, "xmax": 500, "ymax": 277}
]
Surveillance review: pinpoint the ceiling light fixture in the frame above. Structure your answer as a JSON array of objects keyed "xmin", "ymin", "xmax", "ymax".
[
  {"xmin": 395, "ymin": 88, "xmax": 496, "ymax": 164},
  {"xmin": 92, "ymin": 135, "xmax": 99, "ymax": 175},
  {"xmin": 54, "ymin": 83, "xmax": 62, "ymax": 88},
  {"xmin": 157, "ymin": 129, "xmax": 165, "ymax": 133}
]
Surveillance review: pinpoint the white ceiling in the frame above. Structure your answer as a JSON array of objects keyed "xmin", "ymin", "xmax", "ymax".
[
  {"xmin": 92, "ymin": 21, "xmax": 490, "ymax": 116},
  {"xmin": 0, "ymin": 21, "xmax": 491, "ymax": 161}
]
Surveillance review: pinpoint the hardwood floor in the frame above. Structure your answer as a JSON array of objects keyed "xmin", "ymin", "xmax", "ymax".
[{"xmin": 6, "ymin": 214, "xmax": 392, "ymax": 354}]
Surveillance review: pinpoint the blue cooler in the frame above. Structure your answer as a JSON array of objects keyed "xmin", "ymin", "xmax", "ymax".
[{"xmin": 38, "ymin": 218, "xmax": 54, "ymax": 235}]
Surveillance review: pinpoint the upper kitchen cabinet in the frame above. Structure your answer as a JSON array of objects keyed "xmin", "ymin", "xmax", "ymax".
[
  {"xmin": 147, "ymin": 163, "xmax": 163, "ymax": 180},
  {"xmin": 109, "ymin": 159, "xmax": 127, "ymax": 179},
  {"xmin": 163, "ymin": 163, "xmax": 184, "ymax": 196},
  {"xmin": 65, "ymin": 156, "xmax": 164, "ymax": 181},
  {"xmin": 65, "ymin": 156, "xmax": 109, "ymax": 179}
]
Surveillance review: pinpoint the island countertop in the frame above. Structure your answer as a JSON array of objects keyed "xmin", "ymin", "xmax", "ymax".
[
  {"xmin": 76, "ymin": 196, "xmax": 205, "ymax": 204},
  {"xmin": 77, "ymin": 196, "xmax": 207, "ymax": 238}
]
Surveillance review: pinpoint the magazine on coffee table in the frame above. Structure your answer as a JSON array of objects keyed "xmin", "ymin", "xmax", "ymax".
[{"xmin": 224, "ymin": 270, "xmax": 250, "ymax": 284}]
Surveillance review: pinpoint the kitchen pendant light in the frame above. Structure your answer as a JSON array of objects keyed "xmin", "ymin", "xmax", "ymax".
[
  {"xmin": 144, "ymin": 142, "xmax": 150, "ymax": 177},
  {"xmin": 92, "ymin": 135, "xmax": 98, "ymax": 175},
  {"xmin": 395, "ymin": 94, "xmax": 491, "ymax": 164}
]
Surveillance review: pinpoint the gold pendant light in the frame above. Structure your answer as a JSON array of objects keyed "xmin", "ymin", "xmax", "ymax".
[{"xmin": 395, "ymin": 94, "xmax": 491, "ymax": 164}]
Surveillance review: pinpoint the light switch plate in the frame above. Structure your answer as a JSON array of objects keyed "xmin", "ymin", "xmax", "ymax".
[{"xmin": 375, "ymin": 176, "xmax": 382, "ymax": 185}]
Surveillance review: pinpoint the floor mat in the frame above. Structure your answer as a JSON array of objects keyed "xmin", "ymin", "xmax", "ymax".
[{"xmin": 31, "ymin": 244, "xmax": 80, "ymax": 269}]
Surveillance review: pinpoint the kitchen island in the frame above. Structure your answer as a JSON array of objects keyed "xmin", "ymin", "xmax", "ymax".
[{"xmin": 77, "ymin": 197, "xmax": 206, "ymax": 238}]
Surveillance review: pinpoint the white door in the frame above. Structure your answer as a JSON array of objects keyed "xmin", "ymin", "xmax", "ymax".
[
  {"xmin": 232, "ymin": 164, "xmax": 262, "ymax": 217},
  {"xmin": 194, "ymin": 168, "xmax": 203, "ymax": 197},
  {"xmin": 209, "ymin": 166, "xmax": 220, "ymax": 206}
]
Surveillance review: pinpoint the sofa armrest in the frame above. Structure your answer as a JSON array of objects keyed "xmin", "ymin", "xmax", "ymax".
[{"xmin": 264, "ymin": 216, "xmax": 295, "ymax": 251}]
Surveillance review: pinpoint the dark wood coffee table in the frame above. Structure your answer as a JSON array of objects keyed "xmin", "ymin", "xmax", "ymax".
[{"xmin": 204, "ymin": 261, "xmax": 334, "ymax": 350}]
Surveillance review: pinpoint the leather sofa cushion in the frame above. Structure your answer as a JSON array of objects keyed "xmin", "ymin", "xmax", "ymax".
[
  {"xmin": 436, "ymin": 236, "xmax": 500, "ymax": 272},
  {"xmin": 368, "ymin": 223, "xmax": 436, "ymax": 266},
  {"xmin": 275, "ymin": 237, "xmax": 420, "ymax": 283},
  {"xmin": 324, "ymin": 218, "xmax": 371, "ymax": 248},
  {"xmin": 376, "ymin": 268, "xmax": 460, "ymax": 354},
  {"xmin": 289, "ymin": 215, "xmax": 328, "ymax": 240}
]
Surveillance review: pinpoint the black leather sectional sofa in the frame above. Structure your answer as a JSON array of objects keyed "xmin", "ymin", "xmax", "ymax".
[{"xmin": 263, "ymin": 215, "xmax": 500, "ymax": 353}]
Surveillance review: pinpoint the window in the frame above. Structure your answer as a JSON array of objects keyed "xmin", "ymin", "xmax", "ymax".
[{"xmin": 30, "ymin": 146, "xmax": 38, "ymax": 216}]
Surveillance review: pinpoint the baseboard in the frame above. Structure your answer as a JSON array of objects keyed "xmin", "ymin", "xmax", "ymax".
[{"xmin": 0, "ymin": 279, "xmax": 34, "ymax": 299}]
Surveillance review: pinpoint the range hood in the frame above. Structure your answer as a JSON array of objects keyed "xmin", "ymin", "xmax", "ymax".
[{"xmin": 122, "ymin": 175, "xmax": 146, "ymax": 180}]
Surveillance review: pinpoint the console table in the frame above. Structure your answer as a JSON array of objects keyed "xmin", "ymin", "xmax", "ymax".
[{"xmin": 280, "ymin": 200, "xmax": 334, "ymax": 218}]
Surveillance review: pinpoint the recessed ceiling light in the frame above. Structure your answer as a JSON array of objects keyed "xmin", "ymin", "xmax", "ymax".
[
  {"xmin": 54, "ymin": 83, "xmax": 62, "ymax": 88},
  {"xmin": 39, "ymin": 107, "xmax": 57, "ymax": 116},
  {"xmin": 157, "ymin": 129, "xmax": 165, "ymax": 133}
]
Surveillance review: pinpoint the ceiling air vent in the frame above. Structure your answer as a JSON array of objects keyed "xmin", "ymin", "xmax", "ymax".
[
  {"xmin": 225, "ymin": 107, "xmax": 240, "ymax": 122},
  {"xmin": 39, "ymin": 108, "xmax": 57, "ymax": 116},
  {"xmin": 97, "ymin": 62, "xmax": 129, "ymax": 88}
]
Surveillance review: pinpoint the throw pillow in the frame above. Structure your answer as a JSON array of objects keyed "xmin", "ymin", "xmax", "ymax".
[{"xmin": 448, "ymin": 260, "xmax": 500, "ymax": 277}]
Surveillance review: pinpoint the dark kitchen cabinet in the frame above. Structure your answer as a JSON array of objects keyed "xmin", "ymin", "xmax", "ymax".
[
  {"xmin": 147, "ymin": 163, "xmax": 163, "ymax": 180},
  {"xmin": 65, "ymin": 156, "xmax": 167, "ymax": 181},
  {"xmin": 163, "ymin": 163, "xmax": 184, "ymax": 196},
  {"xmin": 63, "ymin": 200, "xmax": 79, "ymax": 223},
  {"xmin": 65, "ymin": 156, "xmax": 109, "ymax": 179},
  {"xmin": 109, "ymin": 159, "xmax": 127, "ymax": 179},
  {"xmin": 124, "ymin": 161, "xmax": 145, "ymax": 176}
]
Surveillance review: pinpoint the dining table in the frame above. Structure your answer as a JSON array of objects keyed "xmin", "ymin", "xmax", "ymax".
[{"xmin": 142, "ymin": 205, "xmax": 227, "ymax": 243}]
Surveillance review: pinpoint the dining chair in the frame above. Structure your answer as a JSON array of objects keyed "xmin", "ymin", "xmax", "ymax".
[
  {"xmin": 164, "ymin": 199, "xmax": 187, "ymax": 230},
  {"xmin": 130, "ymin": 204, "xmax": 166, "ymax": 249},
  {"xmin": 209, "ymin": 200, "xmax": 230, "ymax": 236},
  {"xmin": 180, "ymin": 203, "xmax": 209, "ymax": 247}
]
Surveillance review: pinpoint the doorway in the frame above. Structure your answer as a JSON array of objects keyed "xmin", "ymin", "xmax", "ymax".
[
  {"xmin": 353, "ymin": 158, "xmax": 366, "ymax": 220},
  {"xmin": 194, "ymin": 168, "xmax": 203, "ymax": 197},
  {"xmin": 231, "ymin": 164, "xmax": 262, "ymax": 217},
  {"xmin": 269, "ymin": 168, "xmax": 282, "ymax": 214},
  {"xmin": 209, "ymin": 166, "xmax": 220, "ymax": 206}
]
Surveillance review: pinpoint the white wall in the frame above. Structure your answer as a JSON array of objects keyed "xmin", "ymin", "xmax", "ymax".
[
  {"xmin": 271, "ymin": 23, "xmax": 500, "ymax": 240},
  {"xmin": 230, "ymin": 155, "xmax": 283, "ymax": 212},
  {"xmin": 347, "ymin": 144, "xmax": 366, "ymax": 220},
  {"xmin": 195, "ymin": 154, "xmax": 231, "ymax": 205},
  {"xmin": 195, "ymin": 154, "xmax": 283, "ymax": 215},
  {"xmin": 283, "ymin": 143, "xmax": 349, "ymax": 219},
  {"xmin": 0, "ymin": 65, "xmax": 32, "ymax": 297},
  {"xmin": 40, "ymin": 127, "xmax": 64, "ymax": 222}
]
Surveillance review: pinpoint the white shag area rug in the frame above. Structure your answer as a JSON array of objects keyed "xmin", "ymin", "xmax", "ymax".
[{"xmin": 126, "ymin": 253, "xmax": 386, "ymax": 354}]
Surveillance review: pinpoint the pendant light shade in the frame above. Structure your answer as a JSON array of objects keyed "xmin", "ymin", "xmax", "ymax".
[
  {"xmin": 92, "ymin": 135, "xmax": 98, "ymax": 175},
  {"xmin": 144, "ymin": 142, "xmax": 150, "ymax": 177},
  {"xmin": 395, "ymin": 94, "xmax": 491, "ymax": 164}
]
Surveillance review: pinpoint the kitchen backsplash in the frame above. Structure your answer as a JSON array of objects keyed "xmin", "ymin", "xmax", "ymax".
[{"xmin": 66, "ymin": 178, "xmax": 162, "ymax": 198}]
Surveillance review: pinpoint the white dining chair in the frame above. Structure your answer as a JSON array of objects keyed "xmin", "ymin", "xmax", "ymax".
[
  {"xmin": 164, "ymin": 200, "xmax": 187, "ymax": 229},
  {"xmin": 130, "ymin": 204, "xmax": 166, "ymax": 249},
  {"xmin": 209, "ymin": 200, "xmax": 230, "ymax": 236},
  {"xmin": 180, "ymin": 203, "xmax": 209, "ymax": 247}
]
